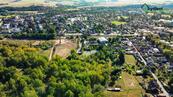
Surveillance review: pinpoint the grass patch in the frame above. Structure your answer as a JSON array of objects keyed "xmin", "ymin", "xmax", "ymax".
[
  {"xmin": 0, "ymin": 39, "xmax": 36, "ymax": 47},
  {"xmin": 103, "ymin": 55, "xmax": 145, "ymax": 97},
  {"xmin": 111, "ymin": 21, "xmax": 127, "ymax": 25},
  {"xmin": 125, "ymin": 54, "xmax": 137, "ymax": 65},
  {"xmin": 103, "ymin": 72, "xmax": 145, "ymax": 97},
  {"xmin": 0, "ymin": 15, "xmax": 16, "ymax": 19},
  {"xmin": 40, "ymin": 48, "xmax": 52, "ymax": 58}
]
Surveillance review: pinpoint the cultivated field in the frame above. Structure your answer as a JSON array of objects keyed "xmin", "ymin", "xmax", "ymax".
[{"xmin": 0, "ymin": 0, "xmax": 56, "ymax": 7}]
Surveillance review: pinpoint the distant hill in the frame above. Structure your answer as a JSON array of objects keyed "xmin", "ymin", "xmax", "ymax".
[
  {"xmin": 0, "ymin": 0, "xmax": 56, "ymax": 7},
  {"xmin": 162, "ymin": 4, "xmax": 173, "ymax": 8}
]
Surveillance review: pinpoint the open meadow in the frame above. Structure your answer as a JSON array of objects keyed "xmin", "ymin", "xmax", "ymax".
[{"xmin": 103, "ymin": 54, "xmax": 146, "ymax": 97}]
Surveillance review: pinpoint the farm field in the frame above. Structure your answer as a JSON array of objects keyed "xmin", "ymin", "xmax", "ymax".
[{"xmin": 0, "ymin": 0, "xmax": 56, "ymax": 7}]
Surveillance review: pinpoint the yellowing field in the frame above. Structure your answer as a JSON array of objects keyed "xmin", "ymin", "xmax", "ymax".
[{"xmin": 0, "ymin": 0, "xmax": 56, "ymax": 7}]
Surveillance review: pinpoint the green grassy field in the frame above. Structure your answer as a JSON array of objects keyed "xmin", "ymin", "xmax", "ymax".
[
  {"xmin": 0, "ymin": 15, "xmax": 16, "ymax": 19},
  {"xmin": 125, "ymin": 54, "xmax": 137, "ymax": 65},
  {"xmin": 111, "ymin": 21, "xmax": 127, "ymax": 25},
  {"xmin": 103, "ymin": 72, "xmax": 145, "ymax": 97},
  {"xmin": 103, "ymin": 54, "xmax": 145, "ymax": 97},
  {"xmin": 0, "ymin": 39, "xmax": 36, "ymax": 46},
  {"xmin": 40, "ymin": 48, "xmax": 52, "ymax": 58}
]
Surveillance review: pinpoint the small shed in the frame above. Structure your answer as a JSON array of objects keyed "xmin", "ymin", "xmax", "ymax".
[
  {"xmin": 98, "ymin": 37, "xmax": 108, "ymax": 44},
  {"xmin": 136, "ymin": 70, "xmax": 143, "ymax": 75},
  {"xmin": 107, "ymin": 88, "xmax": 121, "ymax": 92},
  {"xmin": 157, "ymin": 93, "xmax": 166, "ymax": 97}
]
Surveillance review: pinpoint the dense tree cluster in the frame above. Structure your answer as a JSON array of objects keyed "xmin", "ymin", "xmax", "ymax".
[
  {"xmin": 0, "ymin": 6, "xmax": 50, "ymax": 12},
  {"xmin": 11, "ymin": 25, "xmax": 57, "ymax": 40},
  {"xmin": 0, "ymin": 42, "xmax": 124, "ymax": 97}
]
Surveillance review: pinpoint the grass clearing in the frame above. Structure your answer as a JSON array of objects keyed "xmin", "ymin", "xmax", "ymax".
[
  {"xmin": 111, "ymin": 21, "xmax": 127, "ymax": 25},
  {"xmin": 103, "ymin": 54, "xmax": 145, "ymax": 97},
  {"xmin": 103, "ymin": 72, "xmax": 145, "ymax": 97},
  {"xmin": 125, "ymin": 54, "xmax": 137, "ymax": 65},
  {"xmin": 0, "ymin": 39, "xmax": 36, "ymax": 47},
  {"xmin": 0, "ymin": 15, "xmax": 16, "ymax": 19},
  {"xmin": 40, "ymin": 48, "xmax": 52, "ymax": 58}
]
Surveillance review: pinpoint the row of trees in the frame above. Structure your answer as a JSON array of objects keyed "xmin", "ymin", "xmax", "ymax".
[{"xmin": 11, "ymin": 25, "xmax": 57, "ymax": 40}]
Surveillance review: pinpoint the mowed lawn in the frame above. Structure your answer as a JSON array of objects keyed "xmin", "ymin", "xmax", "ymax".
[
  {"xmin": 125, "ymin": 54, "xmax": 137, "ymax": 65},
  {"xmin": 103, "ymin": 72, "xmax": 145, "ymax": 97}
]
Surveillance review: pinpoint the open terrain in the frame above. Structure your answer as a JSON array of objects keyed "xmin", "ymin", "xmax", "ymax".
[
  {"xmin": 0, "ymin": 39, "xmax": 36, "ymax": 46},
  {"xmin": 103, "ymin": 72, "xmax": 145, "ymax": 97},
  {"xmin": 0, "ymin": 0, "xmax": 56, "ymax": 7},
  {"xmin": 111, "ymin": 21, "xmax": 127, "ymax": 26},
  {"xmin": 125, "ymin": 54, "xmax": 137, "ymax": 65},
  {"xmin": 103, "ymin": 54, "xmax": 145, "ymax": 97},
  {"xmin": 53, "ymin": 39, "xmax": 77, "ymax": 58}
]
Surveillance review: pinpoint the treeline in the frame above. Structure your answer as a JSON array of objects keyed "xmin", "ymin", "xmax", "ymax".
[
  {"xmin": 0, "ymin": 6, "xmax": 50, "ymax": 12},
  {"xmin": 0, "ymin": 43, "xmax": 124, "ymax": 97},
  {"xmin": 11, "ymin": 32, "xmax": 56, "ymax": 40},
  {"xmin": 11, "ymin": 25, "xmax": 57, "ymax": 40}
]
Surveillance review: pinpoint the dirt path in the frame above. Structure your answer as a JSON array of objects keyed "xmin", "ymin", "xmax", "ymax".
[{"xmin": 48, "ymin": 46, "xmax": 54, "ymax": 61}]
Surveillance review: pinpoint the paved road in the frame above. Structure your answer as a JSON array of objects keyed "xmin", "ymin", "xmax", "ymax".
[
  {"xmin": 64, "ymin": 33, "xmax": 136, "ymax": 37},
  {"xmin": 128, "ymin": 38, "xmax": 170, "ymax": 97},
  {"xmin": 77, "ymin": 38, "xmax": 82, "ymax": 54}
]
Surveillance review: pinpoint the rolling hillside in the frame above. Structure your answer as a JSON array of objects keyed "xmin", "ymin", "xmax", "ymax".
[{"xmin": 0, "ymin": 0, "xmax": 56, "ymax": 7}]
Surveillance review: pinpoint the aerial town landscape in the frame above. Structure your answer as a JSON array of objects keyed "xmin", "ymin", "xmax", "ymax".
[{"xmin": 0, "ymin": 0, "xmax": 173, "ymax": 97}]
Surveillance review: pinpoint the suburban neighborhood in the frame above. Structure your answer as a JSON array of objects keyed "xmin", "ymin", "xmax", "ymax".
[{"xmin": 0, "ymin": 1, "xmax": 173, "ymax": 97}]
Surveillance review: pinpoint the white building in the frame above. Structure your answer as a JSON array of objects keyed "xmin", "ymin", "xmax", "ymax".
[{"xmin": 98, "ymin": 37, "xmax": 108, "ymax": 44}]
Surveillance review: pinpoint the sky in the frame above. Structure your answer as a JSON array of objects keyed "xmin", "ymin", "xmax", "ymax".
[
  {"xmin": 86, "ymin": 0, "xmax": 173, "ymax": 6},
  {"xmin": 87, "ymin": 0, "xmax": 173, "ymax": 3},
  {"xmin": 0, "ymin": 0, "xmax": 173, "ymax": 7}
]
